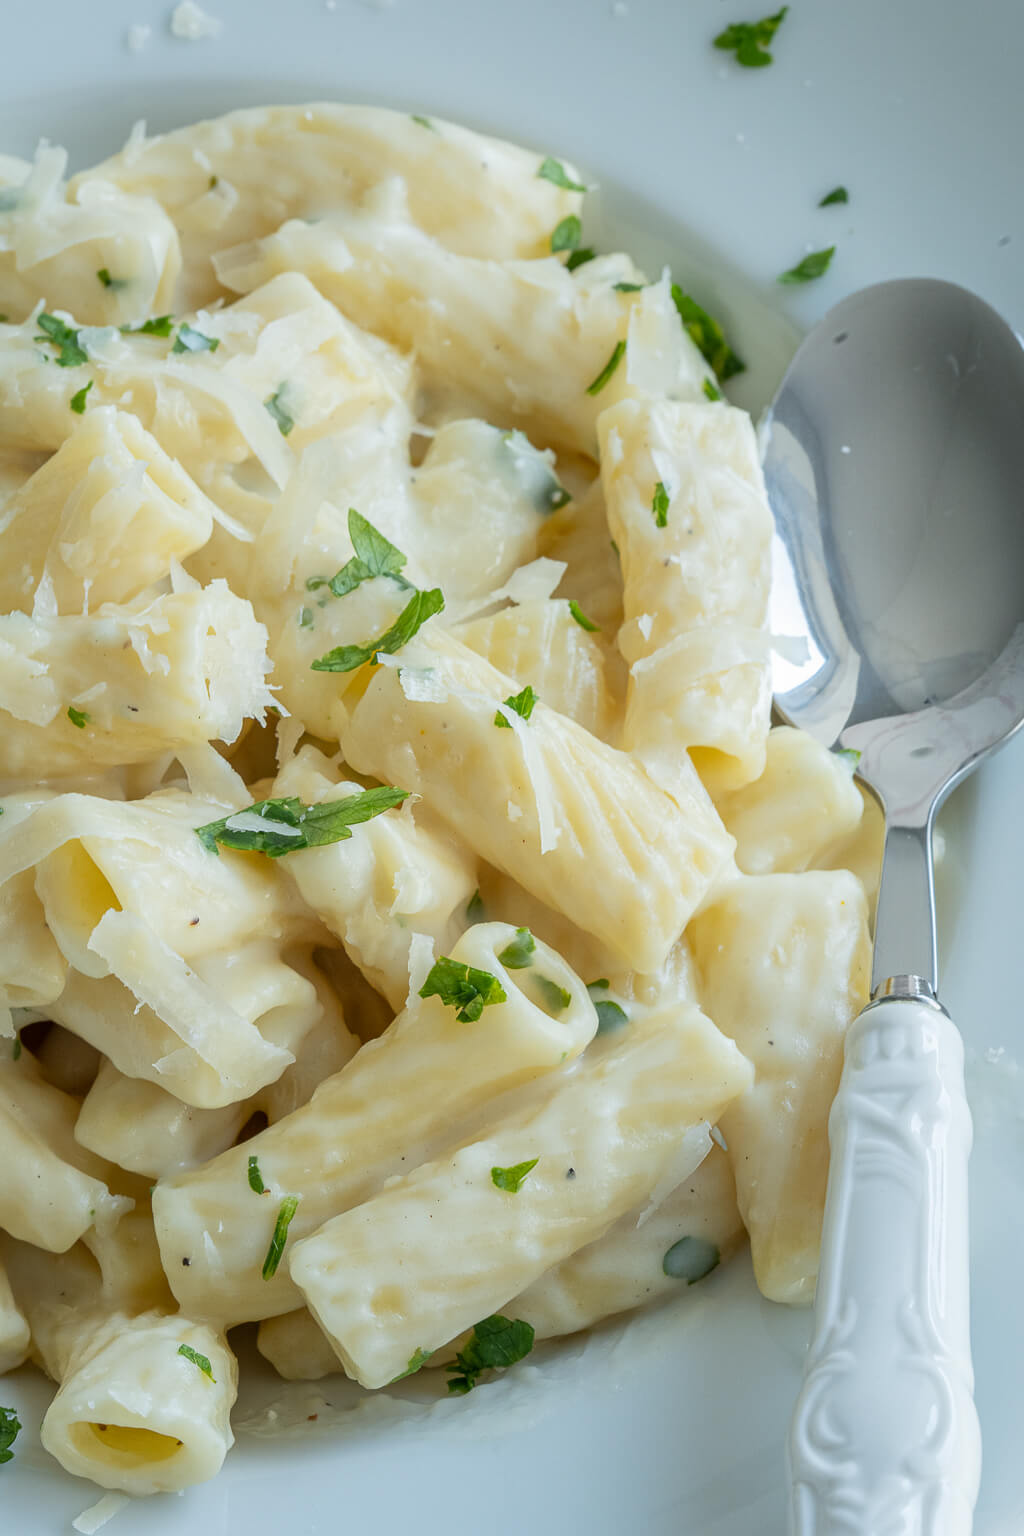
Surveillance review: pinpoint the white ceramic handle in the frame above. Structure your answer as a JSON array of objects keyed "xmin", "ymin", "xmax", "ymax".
[{"xmin": 788, "ymin": 991, "xmax": 981, "ymax": 1535}]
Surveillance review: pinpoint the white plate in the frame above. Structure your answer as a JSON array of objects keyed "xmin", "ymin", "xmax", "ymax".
[{"xmin": 2, "ymin": 1, "xmax": 1022, "ymax": 1531}]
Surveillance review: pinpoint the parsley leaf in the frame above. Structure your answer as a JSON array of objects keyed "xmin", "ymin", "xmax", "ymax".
[
  {"xmin": 537, "ymin": 157, "xmax": 586, "ymax": 193},
  {"xmin": 566, "ymin": 247, "xmax": 596, "ymax": 272},
  {"xmin": 587, "ymin": 978, "xmax": 629, "ymax": 1035},
  {"xmin": 497, "ymin": 927, "xmax": 536, "ymax": 969},
  {"xmin": 713, "ymin": 5, "xmax": 789, "ymax": 67},
  {"xmin": 466, "ymin": 888, "xmax": 486, "ymax": 924},
  {"xmin": 0, "ymin": 1406, "xmax": 21, "ymax": 1465},
  {"xmin": 11, "ymin": 1036, "xmax": 21, "ymax": 1061},
  {"xmin": 419, "ymin": 957, "xmax": 507, "ymax": 1023},
  {"xmin": 531, "ymin": 974, "xmax": 571, "ymax": 1014},
  {"xmin": 390, "ymin": 1346, "xmax": 434, "ymax": 1382},
  {"xmin": 613, "ymin": 281, "xmax": 645, "ymax": 293},
  {"xmin": 261, "ymin": 1194, "xmax": 300, "ymax": 1280},
  {"xmin": 36, "ymin": 313, "xmax": 88, "ymax": 367},
  {"xmin": 819, "ymin": 186, "xmax": 849, "ymax": 207},
  {"xmin": 195, "ymin": 787, "xmax": 409, "ymax": 858},
  {"xmin": 652, "ymin": 480, "xmax": 670, "ymax": 528},
  {"xmin": 177, "ymin": 1343, "xmax": 216, "ymax": 1381},
  {"xmin": 311, "ymin": 586, "xmax": 444, "ymax": 673},
  {"xmin": 172, "ymin": 322, "xmax": 220, "ymax": 355},
  {"xmin": 702, "ymin": 378, "xmax": 722, "ymax": 402},
  {"xmin": 67, "ymin": 706, "xmax": 90, "ymax": 729},
  {"xmin": 247, "ymin": 1155, "xmax": 266, "ymax": 1194},
  {"xmin": 568, "ymin": 599, "xmax": 599, "ymax": 632},
  {"xmin": 491, "ymin": 1158, "xmax": 539, "ymax": 1193},
  {"xmin": 264, "ymin": 386, "xmax": 294, "ymax": 436},
  {"xmin": 834, "ymin": 747, "xmax": 861, "ymax": 771},
  {"xmin": 121, "ymin": 314, "xmax": 174, "ymax": 337},
  {"xmin": 299, "ymin": 606, "xmax": 314, "ymax": 628},
  {"xmin": 446, "ymin": 1315, "xmax": 534, "ymax": 1394},
  {"xmin": 494, "ymin": 684, "xmax": 538, "ymax": 729},
  {"xmin": 670, "ymin": 285, "xmax": 745, "ymax": 380},
  {"xmin": 96, "ymin": 268, "xmax": 128, "ymax": 290},
  {"xmin": 70, "ymin": 381, "xmax": 93, "ymax": 414},
  {"xmin": 410, "ymin": 115, "xmax": 435, "ymax": 130},
  {"xmin": 328, "ymin": 508, "xmax": 412, "ymax": 599},
  {"xmin": 585, "ymin": 339, "xmax": 626, "ymax": 396},
  {"xmin": 662, "ymin": 1235, "xmax": 721, "ymax": 1283},
  {"xmin": 778, "ymin": 246, "xmax": 836, "ymax": 284},
  {"xmin": 550, "ymin": 214, "xmax": 581, "ymax": 254}
]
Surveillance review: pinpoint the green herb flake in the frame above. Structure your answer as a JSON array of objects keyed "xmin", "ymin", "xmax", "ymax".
[
  {"xmin": 121, "ymin": 314, "xmax": 174, "ymax": 338},
  {"xmin": 0, "ymin": 315, "xmax": 8, "ymax": 323},
  {"xmin": 195, "ymin": 787, "xmax": 409, "ymax": 859},
  {"xmin": 172, "ymin": 322, "xmax": 220, "ymax": 355},
  {"xmin": 778, "ymin": 246, "xmax": 836, "ymax": 285},
  {"xmin": 662, "ymin": 1235, "xmax": 721, "ymax": 1283},
  {"xmin": 613, "ymin": 281, "xmax": 645, "ymax": 293},
  {"xmin": 566, "ymin": 247, "xmax": 596, "ymax": 272},
  {"xmin": 652, "ymin": 480, "xmax": 670, "ymax": 528},
  {"xmin": 261, "ymin": 1194, "xmax": 300, "ymax": 1280},
  {"xmin": 264, "ymin": 386, "xmax": 294, "ymax": 436},
  {"xmin": 531, "ymin": 974, "xmax": 572, "ymax": 1014},
  {"xmin": 177, "ymin": 1343, "xmax": 216, "ymax": 1381},
  {"xmin": 390, "ymin": 1346, "xmax": 434, "ymax": 1382},
  {"xmin": 96, "ymin": 268, "xmax": 128, "ymax": 290},
  {"xmin": 328, "ymin": 508, "xmax": 412, "ymax": 599},
  {"xmin": 497, "ymin": 927, "xmax": 536, "ymax": 970},
  {"xmin": 713, "ymin": 5, "xmax": 788, "ymax": 67},
  {"xmin": 36, "ymin": 313, "xmax": 88, "ymax": 367},
  {"xmin": 585, "ymin": 339, "xmax": 626, "ymax": 396},
  {"xmin": 491, "ymin": 1158, "xmax": 539, "ymax": 1194},
  {"xmin": 819, "ymin": 186, "xmax": 849, "ymax": 207},
  {"xmin": 11, "ymin": 1036, "xmax": 21, "ymax": 1061},
  {"xmin": 311, "ymin": 586, "xmax": 444, "ymax": 673},
  {"xmin": 0, "ymin": 1406, "xmax": 21, "ymax": 1465},
  {"xmin": 466, "ymin": 889, "xmax": 486, "ymax": 924},
  {"xmin": 500, "ymin": 430, "xmax": 571, "ymax": 513},
  {"xmin": 247, "ymin": 1155, "xmax": 266, "ymax": 1194},
  {"xmin": 568, "ymin": 599, "xmax": 600, "ymax": 632},
  {"xmin": 550, "ymin": 215, "xmax": 581, "ymax": 255},
  {"xmin": 537, "ymin": 157, "xmax": 586, "ymax": 193},
  {"xmin": 670, "ymin": 285, "xmax": 745, "ymax": 380},
  {"xmin": 67, "ymin": 706, "xmax": 90, "ymax": 729},
  {"xmin": 446, "ymin": 1314, "xmax": 535, "ymax": 1395},
  {"xmin": 209, "ymin": 175, "xmax": 219, "ymax": 189},
  {"xmin": 70, "ymin": 381, "xmax": 93, "ymax": 414},
  {"xmin": 410, "ymin": 115, "xmax": 436, "ymax": 130},
  {"xmin": 298, "ymin": 607, "xmax": 314, "ymax": 629},
  {"xmin": 494, "ymin": 684, "xmax": 538, "ymax": 729},
  {"xmin": 702, "ymin": 378, "xmax": 722, "ymax": 402},
  {"xmin": 834, "ymin": 747, "xmax": 861, "ymax": 771},
  {"xmin": 587, "ymin": 979, "xmax": 629, "ymax": 1035},
  {"xmin": 419, "ymin": 957, "xmax": 507, "ymax": 1023}
]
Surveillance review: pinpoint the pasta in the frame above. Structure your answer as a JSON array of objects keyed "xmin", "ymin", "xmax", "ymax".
[{"xmin": 0, "ymin": 101, "xmax": 884, "ymax": 1499}]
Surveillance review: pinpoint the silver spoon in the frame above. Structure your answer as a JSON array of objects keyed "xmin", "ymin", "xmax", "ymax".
[{"xmin": 763, "ymin": 277, "xmax": 1024, "ymax": 1536}]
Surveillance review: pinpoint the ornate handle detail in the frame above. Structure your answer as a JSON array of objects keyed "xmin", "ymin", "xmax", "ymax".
[{"xmin": 788, "ymin": 990, "xmax": 981, "ymax": 1535}]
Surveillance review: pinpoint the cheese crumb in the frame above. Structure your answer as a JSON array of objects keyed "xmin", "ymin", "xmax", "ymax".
[
  {"xmin": 72, "ymin": 1494, "xmax": 131, "ymax": 1535},
  {"xmin": 170, "ymin": 1, "xmax": 223, "ymax": 40}
]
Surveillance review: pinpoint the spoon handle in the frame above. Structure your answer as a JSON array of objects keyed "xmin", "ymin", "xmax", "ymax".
[{"xmin": 788, "ymin": 986, "xmax": 981, "ymax": 1535}]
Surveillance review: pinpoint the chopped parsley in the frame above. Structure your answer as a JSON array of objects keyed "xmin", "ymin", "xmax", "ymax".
[
  {"xmin": 550, "ymin": 214, "xmax": 581, "ymax": 254},
  {"xmin": 11, "ymin": 1036, "xmax": 21, "ymax": 1061},
  {"xmin": 613, "ymin": 281, "xmax": 645, "ymax": 293},
  {"xmin": 778, "ymin": 247, "xmax": 836, "ymax": 284},
  {"xmin": 298, "ymin": 606, "xmax": 314, "ymax": 628},
  {"xmin": 0, "ymin": 1406, "xmax": 20, "ymax": 1465},
  {"xmin": 247, "ymin": 1155, "xmax": 266, "ymax": 1194},
  {"xmin": 585, "ymin": 339, "xmax": 626, "ymax": 396},
  {"xmin": 96, "ymin": 268, "xmax": 128, "ymax": 290},
  {"xmin": 446, "ymin": 1315, "xmax": 534, "ymax": 1395},
  {"xmin": 264, "ymin": 386, "xmax": 294, "ymax": 436},
  {"xmin": 531, "ymin": 974, "xmax": 571, "ymax": 1014},
  {"xmin": 587, "ymin": 979, "xmax": 629, "ymax": 1035},
  {"xmin": 410, "ymin": 115, "xmax": 435, "ymax": 130},
  {"xmin": 36, "ymin": 313, "xmax": 88, "ymax": 367},
  {"xmin": 662, "ymin": 1235, "xmax": 721, "ymax": 1283},
  {"xmin": 834, "ymin": 747, "xmax": 861, "ymax": 771},
  {"xmin": 70, "ymin": 381, "xmax": 93, "ymax": 414},
  {"xmin": 537, "ymin": 156, "xmax": 586, "ymax": 193},
  {"xmin": 568, "ymin": 599, "xmax": 599, "ymax": 632},
  {"xmin": 418, "ymin": 957, "xmax": 507, "ymax": 1023},
  {"xmin": 311, "ymin": 587, "xmax": 444, "ymax": 673},
  {"xmin": 491, "ymin": 1158, "xmax": 539, "ymax": 1194},
  {"xmin": 195, "ymin": 787, "xmax": 409, "ymax": 858},
  {"xmin": 497, "ymin": 927, "xmax": 536, "ymax": 969},
  {"xmin": 671, "ymin": 285, "xmax": 745, "ymax": 380},
  {"xmin": 390, "ymin": 1346, "xmax": 434, "ymax": 1381},
  {"xmin": 172, "ymin": 322, "xmax": 220, "ymax": 354},
  {"xmin": 494, "ymin": 684, "xmax": 538, "ymax": 729},
  {"xmin": 702, "ymin": 378, "xmax": 722, "ymax": 402},
  {"xmin": 819, "ymin": 186, "xmax": 849, "ymax": 207},
  {"xmin": 261, "ymin": 1194, "xmax": 300, "ymax": 1280},
  {"xmin": 652, "ymin": 480, "xmax": 670, "ymax": 528},
  {"xmin": 500, "ymin": 430, "xmax": 571, "ymax": 512},
  {"xmin": 713, "ymin": 5, "xmax": 789, "ymax": 67},
  {"xmin": 566, "ymin": 247, "xmax": 596, "ymax": 272},
  {"xmin": 327, "ymin": 509, "xmax": 412, "ymax": 599},
  {"xmin": 177, "ymin": 1344, "xmax": 216, "ymax": 1381},
  {"xmin": 67, "ymin": 706, "xmax": 90, "ymax": 729},
  {"xmin": 466, "ymin": 888, "xmax": 486, "ymax": 923},
  {"xmin": 121, "ymin": 315, "xmax": 174, "ymax": 338}
]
